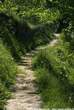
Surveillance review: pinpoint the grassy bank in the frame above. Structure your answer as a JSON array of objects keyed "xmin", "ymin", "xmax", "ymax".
[
  {"xmin": 33, "ymin": 34, "xmax": 74, "ymax": 108},
  {"xmin": 0, "ymin": 41, "xmax": 17, "ymax": 109}
]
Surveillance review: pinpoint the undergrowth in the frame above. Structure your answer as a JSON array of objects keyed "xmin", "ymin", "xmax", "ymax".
[
  {"xmin": 0, "ymin": 41, "xmax": 17, "ymax": 109},
  {"xmin": 33, "ymin": 34, "xmax": 74, "ymax": 108},
  {"xmin": 0, "ymin": 0, "xmax": 61, "ymax": 109}
]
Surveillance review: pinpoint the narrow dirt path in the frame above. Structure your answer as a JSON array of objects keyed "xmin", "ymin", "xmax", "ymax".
[
  {"xmin": 5, "ymin": 51, "xmax": 42, "ymax": 110},
  {"xmin": 5, "ymin": 34, "xmax": 60, "ymax": 110},
  {"xmin": 36, "ymin": 33, "xmax": 60, "ymax": 50}
]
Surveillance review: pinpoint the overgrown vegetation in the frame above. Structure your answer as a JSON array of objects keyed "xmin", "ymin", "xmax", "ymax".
[
  {"xmin": 0, "ymin": 41, "xmax": 17, "ymax": 109},
  {"xmin": 32, "ymin": 0, "xmax": 74, "ymax": 108},
  {"xmin": 0, "ymin": 1, "xmax": 59, "ymax": 58},
  {"xmin": 33, "ymin": 34, "xmax": 74, "ymax": 108},
  {"xmin": 0, "ymin": 0, "xmax": 59, "ymax": 109},
  {"xmin": 0, "ymin": 0, "xmax": 74, "ymax": 109}
]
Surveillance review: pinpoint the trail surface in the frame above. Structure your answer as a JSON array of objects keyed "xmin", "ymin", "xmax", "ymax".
[
  {"xmin": 5, "ymin": 34, "xmax": 59, "ymax": 110},
  {"xmin": 5, "ymin": 52, "xmax": 41, "ymax": 110}
]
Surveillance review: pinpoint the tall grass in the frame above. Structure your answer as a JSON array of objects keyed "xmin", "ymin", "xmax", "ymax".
[
  {"xmin": 33, "ymin": 37, "xmax": 74, "ymax": 108},
  {"xmin": 0, "ymin": 41, "xmax": 17, "ymax": 109}
]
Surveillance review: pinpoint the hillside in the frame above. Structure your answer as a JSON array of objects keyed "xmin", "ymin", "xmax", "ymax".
[{"xmin": 0, "ymin": 0, "xmax": 74, "ymax": 109}]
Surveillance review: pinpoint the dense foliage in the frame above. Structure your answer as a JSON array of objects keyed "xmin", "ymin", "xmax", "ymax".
[
  {"xmin": 33, "ymin": 34, "xmax": 74, "ymax": 108},
  {"xmin": 0, "ymin": 0, "xmax": 74, "ymax": 109},
  {"xmin": 0, "ymin": 0, "xmax": 60, "ymax": 58},
  {"xmin": 32, "ymin": 0, "xmax": 74, "ymax": 108},
  {"xmin": 0, "ymin": 0, "xmax": 59, "ymax": 109},
  {"xmin": 0, "ymin": 41, "xmax": 17, "ymax": 109}
]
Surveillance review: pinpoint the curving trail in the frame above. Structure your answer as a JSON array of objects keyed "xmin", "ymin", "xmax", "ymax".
[
  {"xmin": 5, "ymin": 34, "xmax": 59, "ymax": 110},
  {"xmin": 5, "ymin": 52, "xmax": 42, "ymax": 110}
]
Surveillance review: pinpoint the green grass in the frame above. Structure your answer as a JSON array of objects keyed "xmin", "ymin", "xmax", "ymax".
[
  {"xmin": 0, "ymin": 41, "xmax": 17, "ymax": 109},
  {"xmin": 33, "ymin": 36, "xmax": 74, "ymax": 108}
]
